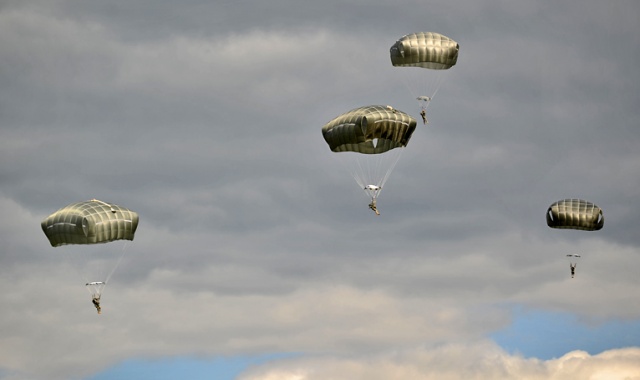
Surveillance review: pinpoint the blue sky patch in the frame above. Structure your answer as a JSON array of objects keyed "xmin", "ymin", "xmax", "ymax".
[
  {"xmin": 88, "ymin": 353, "xmax": 295, "ymax": 380},
  {"xmin": 490, "ymin": 307, "xmax": 640, "ymax": 359}
]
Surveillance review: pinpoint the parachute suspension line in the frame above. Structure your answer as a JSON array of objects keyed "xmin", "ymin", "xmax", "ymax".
[
  {"xmin": 351, "ymin": 153, "xmax": 384, "ymax": 196},
  {"xmin": 395, "ymin": 68, "xmax": 449, "ymax": 118},
  {"xmin": 362, "ymin": 148, "xmax": 390, "ymax": 187},
  {"xmin": 85, "ymin": 282, "xmax": 106, "ymax": 297},
  {"xmin": 82, "ymin": 241, "xmax": 129, "ymax": 298},
  {"xmin": 420, "ymin": 70, "xmax": 449, "ymax": 110},
  {"xmin": 566, "ymin": 254, "xmax": 581, "ymax": 266},
  {"xmin": 104, "ymin": 241, "xmax": 129, "ymax": 286},
  {"xmin": 353, "ymin": 155, "xmax": 372, "ymax": 191},
  {"xmin": 334, "ymin": 148, "xmax": 404, "ymax": 201},
  {"xmin": 361, "ymin": 149, "xmax": 403, "ymax": 199},
  {"xmin": 379, "ymin": 147, "xmax": 405, "ymax": 196},
  {"xmin": 334, "ymin": 153, "xmax": 368, "ymax": 197},
  {"xmin": 397, "ymin": 69, "xmax": 421, "ymax": 104}
]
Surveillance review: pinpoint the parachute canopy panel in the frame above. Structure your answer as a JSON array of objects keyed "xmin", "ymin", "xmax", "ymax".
[
  {"xmin": 546, "ymin": 199, "xmax": 604, "ymax": 231},
  {"xmin": 390, "ymin": 32, "xmax": 459, "ymax": 70},
  {"xmin": 321, "ymin": 105, "xmax": 417, "ymax": 154},
  {"xmin": 41, "ymin": 199, "xmax": 139, "ymax": 247}
]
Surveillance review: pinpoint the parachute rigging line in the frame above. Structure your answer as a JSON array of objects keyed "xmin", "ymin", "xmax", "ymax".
[
  {"xmin": 82, "ymin": 242, "xmax": 128, "ymax": 298},
  {"xmin": 338, "ymin": 147, "xmax": 404, "ymax": 200}
]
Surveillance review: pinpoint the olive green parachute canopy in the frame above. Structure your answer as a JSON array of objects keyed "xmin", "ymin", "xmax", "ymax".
[
  {"xmin": 546, "ymin": 199, "xmax": 604, "ymax": 231},
  {"xmin": 41, "ymin": 199, "xmax": 139, "ymax": 247},
  {"xmin": 321, "ymin": 105, "xmax": 417, "ymax": 154},
  {"xmin": 390, "ymin": 32, "xmax": 459, "ymax": 70}
]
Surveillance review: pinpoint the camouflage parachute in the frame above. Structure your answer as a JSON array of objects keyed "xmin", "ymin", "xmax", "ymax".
[
  {"xmin": 390, "ymin": 32, "xmax": 459, "ymax": 120},
  {"xmin": 41, "ymin": 199, "xmax": 139, "ymax": 311},
  {"xmin": 321, "ymin": 106, "xmax": 417, "ymax": 215},
  {"xmin": 42, "ymin": 199, "xmax": 139, "ymax": 247},
  {"xmin": 321, "ymin": 105, "xmax": 417, "ymax": 155},
  {"xmin": 390, "ymin": 32, "xmax": 459, "ymax": 70},
  {"xmin": 546, "ymin": 199, "xmax": 604, "ymax": 231}
]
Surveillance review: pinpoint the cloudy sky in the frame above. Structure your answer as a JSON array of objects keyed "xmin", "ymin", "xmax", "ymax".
[{"xmin": 1, "ymin": 0, "xmax": 639, "ymax": 379}]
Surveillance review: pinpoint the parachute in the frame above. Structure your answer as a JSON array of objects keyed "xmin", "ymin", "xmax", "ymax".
[
  {"xmin": 390, "ymin": 32, "xmax": 459, "ymax": 70},
  {"xmin": 322, "ymin": 105, "xmax": 417, "ymax": 215},
  {"xmin": 546, "ymin": 199, "xmax": 603, "ymax": 278},
  {"xmin": 41, "ymin": 199, "xmax": 139, "ymax": 312},
  {"xmin": 390, "ymin": 32, "xmax": 459, "ymax": 120},
  {"xmin": 546, "ymin": 199, "xmax": 604, "ymax": 231}
]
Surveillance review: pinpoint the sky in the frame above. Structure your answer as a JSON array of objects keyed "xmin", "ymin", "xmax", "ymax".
[{"xmin": 1, "ymin": 0, "xmax": 639, "ymax": 379}]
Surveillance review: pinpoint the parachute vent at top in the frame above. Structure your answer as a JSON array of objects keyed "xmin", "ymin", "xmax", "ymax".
[
  {"xmin": 321, "ymin": 105, "xmax": 417, "ymax": 154},
  {"xmin": 41, "ymin": 199, "xmax": 139, "ymax": 247},
  {"xmin": 546, "ymin": 199, "xmax": 604, "ymax": 231},
  {"xmin": 390, "ymin": 32, "xmax": 459, "ymax": 70}
]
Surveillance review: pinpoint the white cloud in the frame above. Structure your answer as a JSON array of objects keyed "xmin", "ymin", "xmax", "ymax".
[
  {"xmin": 0, "ymin": 281, "xmax": 506, "ymax": 379},
  {"xmin": 238, "ymin": 344, "xmax": 640, "ymax": 380}
]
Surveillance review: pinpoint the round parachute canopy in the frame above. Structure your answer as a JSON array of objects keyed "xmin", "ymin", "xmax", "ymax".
[
  {"xmin": 321, "ymin": 105, "xmax": 417, "ymax": 154},
  {"xmin": 546, "ymin": 199, "xmax": 604, "ymax": 231},
  {"xmin": 41, "ymin": 199, "xmax": 139, "ymax": 247},
  {"xmin": 390, "ymin": 32, "xmax": 459, "ymax": 70}
]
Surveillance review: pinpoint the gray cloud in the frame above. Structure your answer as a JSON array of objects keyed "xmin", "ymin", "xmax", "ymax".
[{"xmin": 1, "ymin": 0, "xmax": 639, "ymax": 378}]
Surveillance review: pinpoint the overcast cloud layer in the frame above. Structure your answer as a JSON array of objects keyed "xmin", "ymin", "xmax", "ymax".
[{"xmin": 1, "ymin": 1, "xmax": 639, "ymax": 379}]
